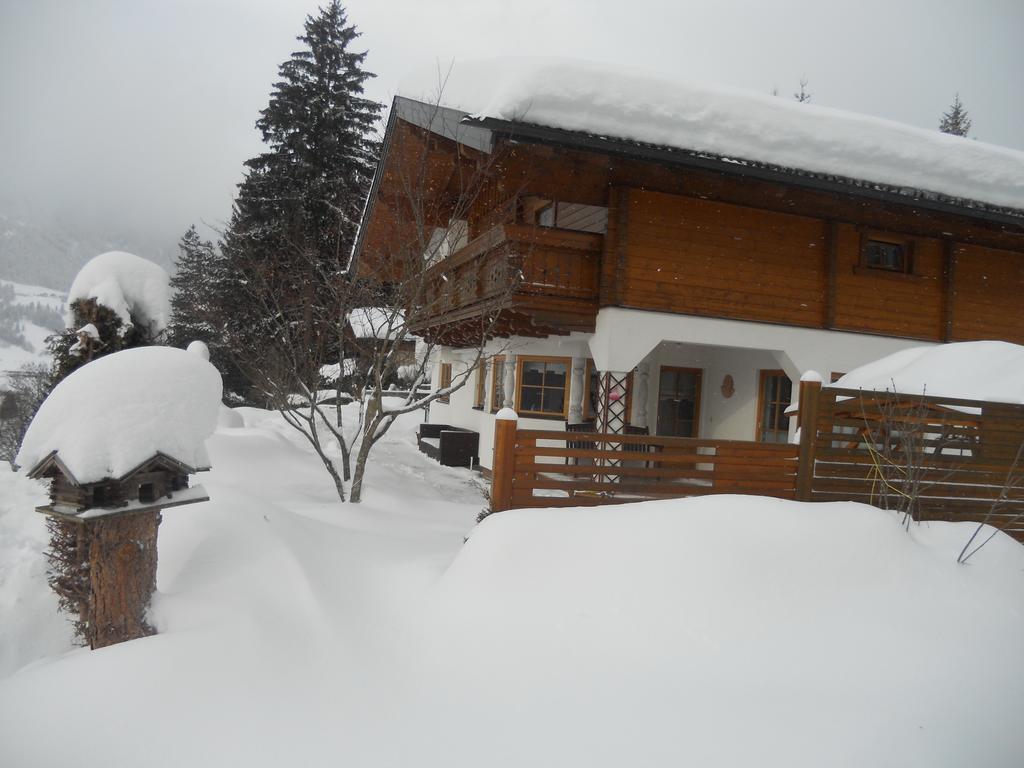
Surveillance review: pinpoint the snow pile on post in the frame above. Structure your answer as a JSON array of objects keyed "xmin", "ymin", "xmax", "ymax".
[
  {"xmin": 16, "ymin": 346, "xmax": 222, "ymax": 482},
  {"xmin": 399, "ymin": 58, "xmax": 1024, "ymax": 212},
  {"xmin": 65, "ymin": 251, "xmax": 171, "ymax": 336},
  {"xmin": 829, "ymin": 340, "xmax": 1024, "ymax": 404}
]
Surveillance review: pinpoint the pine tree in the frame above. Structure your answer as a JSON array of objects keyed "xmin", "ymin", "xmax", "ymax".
[
  {"xmin": 939, "ymin": 93, "xmax": 972, "ymax": 137},
  {"xmin": 168, "ymin": 225, "xmax": 215, "ymax": 346},
  {"xmin": 220, "ymin": 1, "xmax": 382, "ymax": 391},
  {"xmin": 167, "ymin": 225, "xmax": 249, "ymax": 401}
]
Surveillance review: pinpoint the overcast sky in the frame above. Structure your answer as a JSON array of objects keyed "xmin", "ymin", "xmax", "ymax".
[{"xmin": 1, "ymin": 0, "xmax": 1021, "ymax": 251}]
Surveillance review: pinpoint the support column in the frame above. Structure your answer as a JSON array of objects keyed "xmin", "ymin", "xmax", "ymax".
[
  {"xmin": 596, "ymin": 370, "xmax": 631, "ymax": 484},
  {"xmin": 632, "ymin": 363, "xmax": 649, "ymax": 430},
  {"xmin": 567, "ymin": 357, "xmax": 586, "ymax": 424},
  {"xmin": 502, "ymin": 355, "xmax": 516, "ymax": 410}
]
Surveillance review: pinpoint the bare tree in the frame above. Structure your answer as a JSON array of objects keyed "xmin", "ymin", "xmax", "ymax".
[
  {"xmin": 225, "ymin": 87, "xmax": 522, "ymax": 504},
  {"xmin": 794, "ymin": 76, "xmax": 811, "ymax": 103},
  {"xmin": 343, "ymin": 91, "xmax": 522, "ymax": 503}
]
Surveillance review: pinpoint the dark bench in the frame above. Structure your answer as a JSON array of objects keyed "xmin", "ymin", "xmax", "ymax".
[{"xmin": 417, "ymin": 423, "xmax": 480, "ymax": 468}]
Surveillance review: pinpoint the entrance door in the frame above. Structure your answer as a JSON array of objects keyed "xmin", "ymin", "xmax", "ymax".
[{"xmin": 656, "ymin": 367, "xmax": 702, "ymax": 437}]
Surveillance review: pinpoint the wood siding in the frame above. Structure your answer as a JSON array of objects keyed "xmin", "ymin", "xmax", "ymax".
[
  {"xmin": 951, "ymin": 243, "xmax": 1024, "ymax": 344},
  {"xmin": 613, "ymin": 189, "xmax": 827, "ymax": 327},
  {"xmin": 831, "ymin": 224, "xmax": 944, "ymax": 341}
]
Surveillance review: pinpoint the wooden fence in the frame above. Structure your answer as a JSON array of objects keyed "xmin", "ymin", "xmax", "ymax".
[
  {"xmin": 491, "ymin": 424, "xmax": 799, "ymax": 510},
  {"xmin": 490, "ymin": 380, "xmax": 1024, "ymax": 542}
]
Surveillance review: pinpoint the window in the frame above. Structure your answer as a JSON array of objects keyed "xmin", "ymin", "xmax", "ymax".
[
  {"xmin": 490, "ymin": 356, "xmax": 506, "ymax": 412},
  {"xmin": 758, "ymin": 370, "xmax": 793, "ymax": 443},
  {"xmin": 516, "ymin": 357, "xmax": 570, "ymax": 418},
  {"xmin": 473, "ymin": 363, "xmax": 487, "ymax": 409},
  {"xmin": 529, "ymin": 198, "xmax": 609, "ymax": 234},
  {"xmin": 423, "ymin": 219, "xmax": 469, "ymax": 265},
  {"xmin": 437, "ymin": 363, "xmax": 452, "ymax": 403},
  {"xmin": 861, "ymin": 234, "xmax": 913, "ymax": 273},
  {"xmin": 138, "ymin": 482, "xmax": 156, "ymax": 504}
]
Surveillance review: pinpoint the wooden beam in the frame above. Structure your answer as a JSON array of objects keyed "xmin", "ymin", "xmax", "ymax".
[
  {"xmin": 824, "ymin": 219, "xmax": 838, "ymax": 329},
  {"xmin": 942, "ymin": 240, "xmax": 957, "ymax": 341}
]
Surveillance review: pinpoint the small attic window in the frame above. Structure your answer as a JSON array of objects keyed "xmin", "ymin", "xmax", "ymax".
[
  {"xmin": 533, "ymin": 200, "xmax": 609, "ymax": 234},
  {"xmin": 138, "ymin": 483, "xmax": 156, "ymax": 504},
  {"xmin": 92, "ymin": 486, "xmax": 108, "ymax": 506},
  {"xmin": 862, "ymin": 235, "xmax": 913, "ymax": 273}
]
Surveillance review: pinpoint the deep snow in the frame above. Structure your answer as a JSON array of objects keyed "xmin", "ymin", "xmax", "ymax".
[
  {"xmin": 830, "ymin": 340, "xmax": 1024, "ymax": 404},
  {"xmin": 65, "ymin": 251, "xmax": 171, "ymax": 335},
  {"xmin": 1, "ymin": 405, "xmax": 1023, "ymax": 767},
  {"xmin": 16, "ymin": 346, "xmax": 222, "ymax": 483}
]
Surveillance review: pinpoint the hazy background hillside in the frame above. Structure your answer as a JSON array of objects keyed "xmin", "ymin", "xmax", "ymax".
[{"xmin": 0, "ymin": 202, "xmax": 175, "ymax": 292}]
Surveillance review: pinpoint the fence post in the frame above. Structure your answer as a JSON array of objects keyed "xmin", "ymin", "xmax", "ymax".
[
  {"xmin": 491, "ymin": 409, "xmax": 518, "ymax": 513},
  {"xmin": 796, "ymin": 377, "xmax": 822, "ymax": 502}
]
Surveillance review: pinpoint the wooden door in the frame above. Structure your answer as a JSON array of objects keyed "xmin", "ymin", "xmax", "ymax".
[{"xmin": 656, "ymin": 367, "xmax": 702, "ymax": 437}]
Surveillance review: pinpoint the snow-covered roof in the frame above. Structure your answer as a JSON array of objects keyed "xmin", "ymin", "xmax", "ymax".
[
  {"xmin": 828, "ymin": 341, "xmax": 1024, "ymax": 405},
  {"xmin": 398, "ymin": 58, "xmax": 1024, "ymax": 215},
  {"xmin": 348, "ymin": 307, "xmax": 405, "ymax": 340},
  {"xmin": 16, "ymin": 346, "xmax": 222, "ymax": 484},
  {"xmin": 66, "ymin": 251, "xmax": 171, "ymax": 335},
  {"xmin": 319, "ymin": 360, "xmax": 358, "ymax": 383}
]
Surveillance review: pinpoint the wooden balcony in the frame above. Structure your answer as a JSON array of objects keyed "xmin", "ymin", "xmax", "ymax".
[{"xmin": 413, "ymin": 223, "xmax": 602, "ymax": 343}]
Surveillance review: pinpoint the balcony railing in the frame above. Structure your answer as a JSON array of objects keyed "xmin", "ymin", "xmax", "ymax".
[{"xmin": 417, "ymin": 223, "xmax": 602, "ymax": 330}]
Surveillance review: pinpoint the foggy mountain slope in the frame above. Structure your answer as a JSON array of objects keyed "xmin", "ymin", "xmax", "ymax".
[{"xmin": 0, "ymin": 209, "xmax": 175, "ymax": 291}]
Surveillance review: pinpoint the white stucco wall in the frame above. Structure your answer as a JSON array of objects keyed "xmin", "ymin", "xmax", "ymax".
[
  {"xmin": 589, "ymin": 307, "xmax": 931, "ymax": 381},
  {"xmin": 425, "ymin": 311, "xmax": 935, "ymax": 468}
]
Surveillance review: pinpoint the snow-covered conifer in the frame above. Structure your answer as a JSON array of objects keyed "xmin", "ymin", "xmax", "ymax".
[{"xmin": 939, "ymin": 93, "xmax": 972, "ymax": 137}]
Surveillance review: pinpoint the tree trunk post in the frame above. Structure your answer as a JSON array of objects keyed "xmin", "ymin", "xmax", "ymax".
[
  {"xmin": 85, "ymin": 510, "xmax": 162, "ymax": 649},
  {"xmin": 491, "ymin": 410, "xmax": 518, "ymax": 513},
  {"xmin": 796, "ymin": 377, "xmax": 822, "ymax": 502}
]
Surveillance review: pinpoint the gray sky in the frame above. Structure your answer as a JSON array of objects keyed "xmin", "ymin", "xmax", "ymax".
[{"xmin": 1, "ymin": 0, "xmax": 1021, "ymax": 251}]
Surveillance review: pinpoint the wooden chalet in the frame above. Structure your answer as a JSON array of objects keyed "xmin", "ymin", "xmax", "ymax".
[{"xmin": 352, "ymin": 60, "xmax": 1024, "ymax": 536}]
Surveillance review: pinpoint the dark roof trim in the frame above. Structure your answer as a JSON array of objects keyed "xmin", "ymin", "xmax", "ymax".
[
  {"xmin": 469, "ymin": 116, "xmax": 1024, "ymax": 229},
  {"xmin": 348, "ymin": 97, "xmax": 400, "ymax": 274}
]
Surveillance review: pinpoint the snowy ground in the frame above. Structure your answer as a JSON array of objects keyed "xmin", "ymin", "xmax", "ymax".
[{"xmin": 1, "ymin": 406, "xmax": 1023, "ymax": 767}]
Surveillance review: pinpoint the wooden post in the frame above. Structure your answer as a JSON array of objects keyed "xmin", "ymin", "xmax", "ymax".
[
  {"xmin": 491, "ymin": 411, "xmax": 518, "ymax": 513},
  {"xmin": 796, "ymin": 378, "xmax": 822, "ymax": 502},
  {"xmin": 86, "ymin": 510, "xmax": 162, "ymax": 649}
]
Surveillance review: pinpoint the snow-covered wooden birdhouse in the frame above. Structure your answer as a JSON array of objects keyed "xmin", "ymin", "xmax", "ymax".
[
  {"xmin": 17, "ymin": 345, "xmax": 221, "ymax": 522},
  {"xmin": 16, "ymin": 344, "xmax": 222, "ymax": 648}
]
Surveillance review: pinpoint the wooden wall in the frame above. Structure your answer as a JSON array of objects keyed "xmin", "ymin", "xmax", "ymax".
[
  {"xmin": 614, "ymin": 188, "xmax": 826, "ymax": 328},
  {"xmin": 952, "ymin": 244, "xmax": 1024, "ymax": 344},
  {"xmin": 830, "ymin": 223, "xmax": 944, "ymax": 341},
  {"xmin": 364, "ymin": 119, "xmax": 1024, "ymax": 344}
]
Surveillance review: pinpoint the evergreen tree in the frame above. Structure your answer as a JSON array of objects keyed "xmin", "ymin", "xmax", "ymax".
[
  {"xmin": 220, "ymin": 1, "xmax": 382, "ymax": 390},
  {"xmin": 167, "ymin": 225, "xmax": 249, "ymax": 401},
  {"xmin": 939, "ymin": 93, "xmax": 972, "ymax": 137},
  {"xmin": 168, "ymin": 225, "xmax": 216, "ymax": 347}
]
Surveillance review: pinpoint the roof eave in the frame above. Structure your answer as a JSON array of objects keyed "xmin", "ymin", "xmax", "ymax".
[{"xmin": 469, "ymin": 116, "xmax": 1024, "ymax": 229}]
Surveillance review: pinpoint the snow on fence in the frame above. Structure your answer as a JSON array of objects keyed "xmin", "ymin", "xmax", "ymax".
[{"xmin": 491, "ymin": 379, "xmax": 1024, "ymax": 543}]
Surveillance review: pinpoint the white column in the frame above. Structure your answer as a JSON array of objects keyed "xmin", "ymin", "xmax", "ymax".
[
  {"xmin": 502, "ymin": 355, "xmax": 516, "ymax": 410},
  {"xmin": 567, "ymin": 357, "xmax": 586, "ymax": 424},
  {"xmin": 633, "ymin": 363, "xmax": 649, "ymax": 429}
]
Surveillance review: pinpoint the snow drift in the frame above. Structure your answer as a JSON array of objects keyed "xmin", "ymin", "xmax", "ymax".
[
  {"xmin": 3, "ymin": 407, "xmax": 1023, "ymax": 767},
  {"xmin": 65, "ymin": 251, "xmax": 171, "ymax": 335},
  {"xmin": 399, "ymin": 57, "xmax": 1024, "ymax": 212},
  {"xmin": 16, "ymin": 346, "xmax": 222, "ymax": 482},
  {"xmin": 830, "ymin": 340, "xmax": 1024, "ymax": 404}
]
